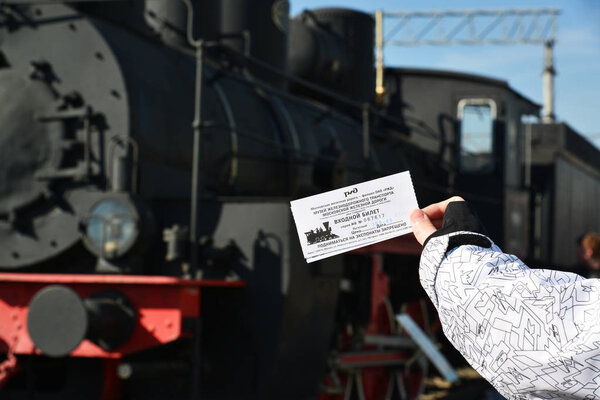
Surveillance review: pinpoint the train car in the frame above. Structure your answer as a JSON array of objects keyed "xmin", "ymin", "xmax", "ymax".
[
  {"xmin": 527, "ymin": 122, "xmax": 600, "ymax": 267},
  {"xmin": 381, "ymin": 68, "xmax": 600, "ymax": 267},
  {"xmin": 1, "ymin": 1, "xmax": 600, "ymax": 400},
  {"xmin": 382, "ymin": 67, "xmax": 541, "ymax": 253}
]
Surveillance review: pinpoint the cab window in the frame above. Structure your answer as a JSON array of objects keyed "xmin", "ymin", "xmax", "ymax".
[{"xmin": 458, "ymin": 99, "xmax": 497, "ymax": 173}]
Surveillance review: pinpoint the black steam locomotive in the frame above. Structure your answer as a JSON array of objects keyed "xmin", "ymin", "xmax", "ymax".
[
  {"xmin": 305, "ymin": 222, "xmax": 337, "ymax": 245},
  {"xmin": 1, "ymin": 1, "xmax": 599, "ymax": 399}
]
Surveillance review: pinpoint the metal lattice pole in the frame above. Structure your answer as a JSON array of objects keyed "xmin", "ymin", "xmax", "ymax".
[{"xmin": 376, "ymin": 8, "xmax": 560, "ymax": 122}]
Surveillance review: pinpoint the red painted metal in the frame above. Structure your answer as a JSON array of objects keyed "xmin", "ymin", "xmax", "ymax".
[
  {"xmin": 338, "ymin": 351, "xmax": 411, "ymax": 367},
  {"xmin": 0, "ymin": 273, "xmax": 244, "ymax": 359},
  {"xmin": 366, "ymin": 253, "xmax": 390, "ymax": 335},
  {"xmin": 100, "ymin": 359, "xmax": 121, "ymax": 400},
  {"xmin": 362, "ymin": 253, "xmax": 395, "ymax": 400},
  {"xmin": 0, "ymin": 340, "xmax": 19, "ymax": 390},
  {"xmin": 319, "ymin": 250, "xmax": 429, "ymax": 400}
]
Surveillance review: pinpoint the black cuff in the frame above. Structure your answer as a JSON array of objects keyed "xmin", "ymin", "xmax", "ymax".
[{"xmin": 422, "ymin": 202, "xmax": 491, "ymax": 252}]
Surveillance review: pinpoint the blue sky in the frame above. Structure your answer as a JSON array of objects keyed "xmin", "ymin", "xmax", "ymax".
[{"xmin": 291, "ymin": 0, "xmax": 600, "ymax": 147}]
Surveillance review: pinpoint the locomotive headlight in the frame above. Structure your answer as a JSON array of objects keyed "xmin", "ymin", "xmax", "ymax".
[{"xmin": 83, "ymin": 197, "xmax": 140, "ymax": 259}]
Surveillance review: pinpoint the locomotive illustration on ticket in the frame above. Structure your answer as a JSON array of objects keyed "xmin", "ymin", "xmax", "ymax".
[{"xmin": 290, "ymin": 171, "xmax": 419, "ymax": 263}]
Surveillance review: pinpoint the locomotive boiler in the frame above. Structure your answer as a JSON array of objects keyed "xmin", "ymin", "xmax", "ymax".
[{"xmin": 3, "ymin": 0, "xmax": 600, "ymax": 399}]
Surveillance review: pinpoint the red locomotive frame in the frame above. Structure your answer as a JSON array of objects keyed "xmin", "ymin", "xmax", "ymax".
[{"xmin": 0, "ymin": 273, "xmax": 244, "ymax": 395}]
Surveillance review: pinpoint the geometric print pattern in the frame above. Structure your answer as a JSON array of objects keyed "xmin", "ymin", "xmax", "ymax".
[{"xmin": 420, "ymin": 231, "xmax": 600, "ymax": 399}]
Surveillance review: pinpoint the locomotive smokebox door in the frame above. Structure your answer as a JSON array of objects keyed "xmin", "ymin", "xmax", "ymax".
[{"xmin": 0, "ymin": 3, "xmax": 129, "ymax": 269}]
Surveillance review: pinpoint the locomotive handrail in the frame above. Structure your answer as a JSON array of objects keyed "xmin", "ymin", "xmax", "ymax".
[
  {"xmin": 107, "ymin": 135, "xmax": 139, "ymax": 193},
  {"xmin": 196, "ymin": 70, "xmax": 501, "ymax": 204},
  {"xmin": 200, "ymin": 121, "xmax": 503, "ymax": 205},
  {"xmin": 201, "ymin": 43, "xmax": 441, "ymax": 141},
  {"xmin": 176, "ymin": 0, "xmax": 428, "ymax": 140},
  {"xmin": 180, "ymin": 12, "xmax": 206, "ymax": 398},
  {"xmin": 200, "ymin": 60, "xmax": 415, "ymax": 147},
  {"xmin": 197, "ymin": 120, "xmax": 390, "ymax": 174},
  {"xmin": 200, "ymin": 65, "xmax": 443, "ymax": 153},
  {"xmin": 214, "ymin": 44, "xmax": 419, "ymax": 134}
]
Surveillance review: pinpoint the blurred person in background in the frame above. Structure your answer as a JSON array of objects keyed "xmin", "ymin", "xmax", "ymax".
[{"xmin": 574, "ymin": 232, "xmax": 600, "ymax": 278}]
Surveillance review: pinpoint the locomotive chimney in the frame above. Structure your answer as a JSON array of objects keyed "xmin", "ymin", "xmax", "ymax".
[
  {"xmin": 144, "ymin": 0, "xmax": 189, "ymax": 47},
  {"xmin": 288, "ymin": 8, "xmax": 375, "ymax": 104},
  {"xmin": 144, "ymin": 0, "xmax": 221, "ymax": 48},
  {"xmin": 218, "ymin": 0, "xmax": 290, "ymax": 87}
]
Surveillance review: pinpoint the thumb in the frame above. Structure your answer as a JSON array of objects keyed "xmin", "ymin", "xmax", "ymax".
[{"xmin": 410, "ymin": 209, "xmax": 436, "ymax": 246}]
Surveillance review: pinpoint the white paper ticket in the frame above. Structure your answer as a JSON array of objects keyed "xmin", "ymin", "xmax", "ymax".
[{"xmin": 290, "ymin": 171, "xmax": 419, "ymax": 263}]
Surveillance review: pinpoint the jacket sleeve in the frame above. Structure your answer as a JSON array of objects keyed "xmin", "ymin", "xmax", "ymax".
[{"xmin": 419, "ymin": 205, "xmax": 600, "ymax": 400}]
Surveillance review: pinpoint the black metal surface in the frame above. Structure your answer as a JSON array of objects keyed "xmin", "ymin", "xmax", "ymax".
[
  {"xmin": 1, "ymin": 357, "xmax": 105, "ymax": 400},
  {"xmin": 117, "ymin": 361, "xmax": 190, "ymax": 380},
  {"xmin": 289, "ymin": 8, "xmax": 375, "ymax": 103},
  {"xmin": 219, "ymin": 0, "xmax": 288, "ymax": 86},
  {"xmin": 84, "ymin": 291, "xmax": 135, "ymax": 351},
  {"xmin": 27, "ymin": 285, "xmax": 88, "ymax": 358},
  {"xmin": 143, "ymin": 0, "xmax": 188, "ymax": 47},
  {"xmin": 199, "ymin": 202, "xmax": 342, "ymax": 400},
  {"xmin": 190, "ymin": 40, "xmax": 205, "ymax": 278},
  {"xmin": 0, "ymin": 69, "xmax": 62, "ymax": 215},
  {"xmin": 527, "ymin": 122, "xmax": 600, "ymax": 266}
]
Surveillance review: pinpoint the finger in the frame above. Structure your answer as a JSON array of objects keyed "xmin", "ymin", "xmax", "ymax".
[
  {"xmin": 432, "ymin": 219, "xmax": 443, "ymax": 229},
  {"xmin": 421, "ymin": 196, "xmax": 465, "ymax": 219},
  {"xmin": 421, "ymin": 196, "xmax": 465, "ymax": 221},
  {"xmin": 410, "ymin": 209, "xmax": 437, "ymax": 246},
  {"xmin": 425, "ymin": 217, "xmax": 444, "ymax": 229}
]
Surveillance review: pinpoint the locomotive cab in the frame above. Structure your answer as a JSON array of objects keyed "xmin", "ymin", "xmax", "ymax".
[{"xmin": 383, "ymin": 68, "xmax": 540, "ymax": 250}]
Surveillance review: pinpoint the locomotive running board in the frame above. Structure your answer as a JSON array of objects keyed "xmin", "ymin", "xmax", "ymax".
[{"xmin": 396, "ymin": 313, "xmax": 459, "ymax": 383}]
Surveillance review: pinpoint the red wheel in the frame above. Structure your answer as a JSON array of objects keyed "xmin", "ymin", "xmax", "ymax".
[
  {"xmin": 361, "ymin": 298, "xmax": 429, "ymax": 400},
  {"xmin": 319, "ymin": 300, "xmax": 431, "ymax": 400},
  {"xmin": 320, "ymin": 255, "xmax": 433, "ymax": 400}
]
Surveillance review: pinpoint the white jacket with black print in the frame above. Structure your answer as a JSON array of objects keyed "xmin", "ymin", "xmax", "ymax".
[{"xmin": 419, "ymin": 202, "xmax": 600, "ymax": 400}]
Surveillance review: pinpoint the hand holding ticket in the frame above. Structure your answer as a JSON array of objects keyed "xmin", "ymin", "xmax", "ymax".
[{"xmin": 290, "ymin": 171, "xmax": 419, "ymax": 263}]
